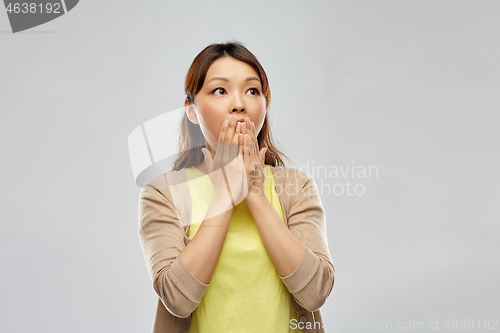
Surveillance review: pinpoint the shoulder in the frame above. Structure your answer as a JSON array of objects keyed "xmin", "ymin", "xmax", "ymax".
[
  {"xmin": 140, "ymin": 168, "xmax": 188, "ymax": 202},
  {"xmin": 270, "ymin": 165, "xmax": 315, "ymax": 184},
  {"xmin": 270, "ymin": 166, "xmax": 319, "ymax": 203},
  {"xmin": 142, "ymin": 169, "xmax": 187, "ymax": 189}
]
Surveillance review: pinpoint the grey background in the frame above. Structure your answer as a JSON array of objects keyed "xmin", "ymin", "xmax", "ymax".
[{"xmin": 1, "ymin": 1, "xmax": 499, "ymax": 332}]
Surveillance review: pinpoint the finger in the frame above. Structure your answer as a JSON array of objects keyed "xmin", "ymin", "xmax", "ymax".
[
  {"xmin": 224, "ymin": 117, "xmax": 237, "ymax": 142},
  {"xmin": 248, "ymin": 137, "xmax": 259, "ymax": 171},
  {"xmin": 238, "ymin": 133, "xmax": 243, "ymax": 154},
  {"xmin": 244, "ymin": 134, "xmax": 251, "ymax": 158},
  {"xmin": 230, "ymin": 122, "xmax": 241, "ymax": 159},
  {"xmin": 226, "ymin": 118, "xmax": 241, "ymax": 162},
  {"xmin": 232, "ymin": 122, "xmax": 241, "ymax": 144},
  {"xmin": 238, "ymin": 133, "xmax": 248, "ymax": 196},
  {"xmin": 243, "ymin": 122, "xmax": 256, "ymax": 150},
  {"xmin": 249, "ymin": 140, "xmax": 261, "ymax": 173},
  {"xmin": 216, "ymin": 120, "xmax": 229, "ymax": 153},
  {"xmin": 252, "ymin": 141, "xmax": 261, "ymax": 169},
  {"xmin": 240, "ymin": 121, "xmax": 247, "ymax": 137},
  {"xmin": 213, "ymin": 120, "xmax": 229, "ymax": 168},
  {"xmin": 222, "ymin": 118, "xmax": 237, "ymax": 162},
  {"xmin": 219, "ymin": 119, "xmax": 229, "ymax": 142},
  {"xmin": 241, "ymin": 123, "xmax": 250, "ymax": 159},
  {"xmin": 244, "ymin": 118, "xmax": 251, "ymax": 139},
  {"xmin": 245, "ymin": 118, "xmax": 255, "ymax": 140},
  {"xmin": 243, "ymin": 134, "xmax": 248, "ymax": 155},
  {"xmin": 237, "ymin": 134, "xmax": 244, "ymax": 173},
  {"xmin": 249, "ymin": 135, "xmax": 257, "ymax": 158},
  {"xmin": 251, "ymin": 121, "xmax": 257, "ymax": 142},
  {"xmin": 247, "ymin": 121, "xmax": 258, "ymax": 151}
]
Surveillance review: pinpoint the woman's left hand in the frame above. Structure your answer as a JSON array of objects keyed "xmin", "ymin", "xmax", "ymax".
[{"xmin": 240, "ymin": 118, "xmax": 267, "ymax": 203}]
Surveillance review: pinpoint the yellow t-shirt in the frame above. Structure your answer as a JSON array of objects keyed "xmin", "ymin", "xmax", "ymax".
[{"xmin": 185, "ymin": 164, "xmax": 300, "ymax": 333}]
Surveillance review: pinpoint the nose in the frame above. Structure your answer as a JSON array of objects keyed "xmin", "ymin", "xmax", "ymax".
[{"xmin": 231, "ymin": 93, "xmax": 245, "ymax": 113}]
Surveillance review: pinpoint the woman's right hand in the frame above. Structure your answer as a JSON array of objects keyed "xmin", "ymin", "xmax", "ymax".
[{"xmin": 201, "ymin": 117, "xmax": 247, "ymax": 206}]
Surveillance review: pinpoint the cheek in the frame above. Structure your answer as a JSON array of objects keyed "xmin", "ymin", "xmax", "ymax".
[
  {"xmin": 197, "ymin": 104, "xmax": 224, "ymax": 141},
  {"xmin": 254, "ymin": 107, "xmax": 266, "ymax": 136},
  {"xmin": 248, "ymin": 97, "xmax": 266, "ymax": 112},
  {"xmin": 199, "ymin": 120, "xmax": 218, "ymax": 143},
  {"xmin": 255, "ymin": 101, "xmax": 267, "ymax": 123}
]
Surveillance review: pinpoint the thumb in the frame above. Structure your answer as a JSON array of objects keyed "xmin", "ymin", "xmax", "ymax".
[
  {"xmin": 201, "ymin": 148, "xmax": 213, "ymax": 173},
  {"xmin": 260, "ymin": 148, "xmax": 267, "ymax": 165}
]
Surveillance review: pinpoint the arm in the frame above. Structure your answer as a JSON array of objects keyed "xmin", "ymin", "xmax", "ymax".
[
  {"xmin": 245, "ymin": 195, "xmax": 308, "ymax": 278},
  {"xmin": 177, "ymin": 184, "xmax": 234, "ymax": 284},
  {"xmin": 249, "ymin": 167, "xmax": 335, "ymax": 312},
  {"xmin": 138, "ymin": 173, "xmax": 233, "ymax": 318}
]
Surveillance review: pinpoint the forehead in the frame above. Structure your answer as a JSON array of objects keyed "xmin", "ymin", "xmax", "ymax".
[{"xmin": 205, "ymin": 56, "xmax": 260, "ymax": 82}]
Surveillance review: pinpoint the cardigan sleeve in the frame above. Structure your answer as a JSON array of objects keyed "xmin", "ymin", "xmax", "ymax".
[
  {"xmin": 279, "ymin": 167, "xmax": 335, "ymax": 312},
  {"xmin": 138, "ymin": 173, "xmax": 210, "ymax": 318}
]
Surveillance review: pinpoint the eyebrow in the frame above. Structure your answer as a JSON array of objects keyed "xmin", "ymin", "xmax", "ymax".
[{"xmin": 206, "ymin": 77, "xmax": 261, "ymax": 84}]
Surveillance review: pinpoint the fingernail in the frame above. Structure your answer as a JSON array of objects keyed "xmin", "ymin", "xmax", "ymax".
[
  {"xmin": 223, "ymin": 120, "xmax": 228, "ymax": 125},
  {"xmin": 231, "ymin": 116, "xmax": 236, "ymax": 122}
]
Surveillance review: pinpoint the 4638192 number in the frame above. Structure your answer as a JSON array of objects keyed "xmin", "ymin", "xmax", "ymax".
[
  {"xmin": 5, "ymin": 2, "xmax": 62, "ymax": 14},
  {"xmin": 443, "ymin": 319, "xmax": 498, "ymax": 330}
]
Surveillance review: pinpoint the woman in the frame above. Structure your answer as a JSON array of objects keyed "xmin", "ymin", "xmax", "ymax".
[{"xmin": 138, "ymin": 41, "xmax": 334, "ymax": 333}]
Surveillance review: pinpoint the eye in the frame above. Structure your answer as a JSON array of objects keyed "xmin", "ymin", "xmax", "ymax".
[
  {"xmin": 212, "ymin": 87, "xmax": 226, "ymax": 95},
  {"xmin": 247, "ymin": 88, "xmax": 260, "ymax": 96}
]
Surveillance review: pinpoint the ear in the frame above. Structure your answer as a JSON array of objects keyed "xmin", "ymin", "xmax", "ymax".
[{"xmin": 184, "ymin": 98, "xmax": 199, "ymax": 125}]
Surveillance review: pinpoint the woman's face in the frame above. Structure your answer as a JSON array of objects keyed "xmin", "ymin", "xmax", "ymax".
[{"xmin": 186, "ymin": 56, "xmax": 267, "ymax": 150}]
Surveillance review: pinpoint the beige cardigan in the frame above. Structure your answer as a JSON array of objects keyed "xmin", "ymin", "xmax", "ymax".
[{"xmin": 138, "ymin": 166, "xmax": 335, "ymax": 333}]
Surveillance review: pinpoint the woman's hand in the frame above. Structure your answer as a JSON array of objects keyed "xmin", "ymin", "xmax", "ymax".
[
  {"xmin": 201, "ymin": 117, "xmax": 247, "ymax": 206},
  {"xmin": 240, "ymin": 118, "xmax": 267, "ymax": 203}
]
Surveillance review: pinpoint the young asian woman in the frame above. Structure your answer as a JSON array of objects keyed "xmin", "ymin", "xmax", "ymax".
[{"xmin": 138, "ymin": 41, "xmax": 334, "ymax": 333}]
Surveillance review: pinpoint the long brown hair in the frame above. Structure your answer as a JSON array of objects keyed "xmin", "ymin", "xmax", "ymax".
[{"xmin": 171, "ymin": 41, "xmax": 288, "ymax": 171}]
